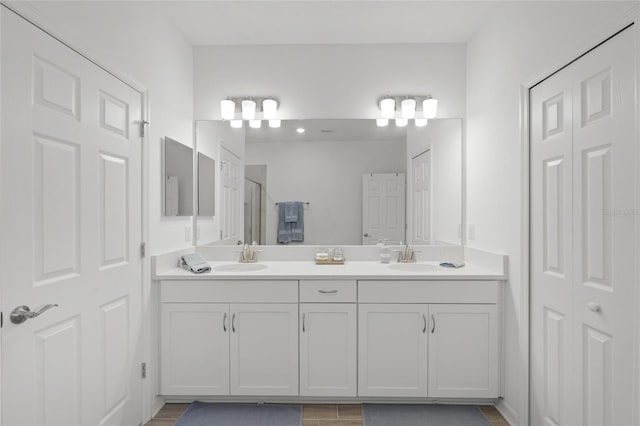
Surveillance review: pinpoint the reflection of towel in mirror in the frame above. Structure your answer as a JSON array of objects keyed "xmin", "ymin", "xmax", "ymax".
[{"xmin": 278, "ymin": 202, "xmax": 304, "ymax": 244}]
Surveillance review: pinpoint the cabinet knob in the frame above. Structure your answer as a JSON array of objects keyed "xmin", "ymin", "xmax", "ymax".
[{"xmin": 588, "ymin": 302, "xmax": 601, "ymax": 313}]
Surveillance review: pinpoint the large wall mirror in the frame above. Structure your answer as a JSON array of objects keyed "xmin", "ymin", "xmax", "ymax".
[{"xmin": 193, "ymin": 118, "xmax": 463, "ymax": 246}]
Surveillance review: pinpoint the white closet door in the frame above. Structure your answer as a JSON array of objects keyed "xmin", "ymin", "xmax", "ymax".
[
  {"xmin": 362, "ymin": 173, "xmax": 406, "ymax": 244},
  {"xmin": 221, "ymin": 147, "xmax": 242, "ymax": 243},
  {"xmin": 530, "ymin": 27, "xmax": 635, "ymax": 426},
  {"xmin": 412, "ymin": 151, "xmax": 431, "ymax": 244}
]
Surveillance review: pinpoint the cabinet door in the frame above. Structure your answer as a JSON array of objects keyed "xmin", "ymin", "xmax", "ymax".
[
  {"xmin": 160, "ymin": 303, "xmax": 230, "ymax": 395},
  {"xmin": 428, "ymin": 304, "xmax": 499, "ymax": 398},
  {"xmin": 230, "ymin": 304, "xmax": 298, "ymax": 395},
  {"xmin": 358, "ymin": 304, "xmax": 428, "ymax": 397},
  {"xmin": 300, "ymin": 304, "xmax": 357, "ymax": 396}
]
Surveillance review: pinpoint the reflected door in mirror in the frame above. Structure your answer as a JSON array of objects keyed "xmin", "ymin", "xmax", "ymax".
[{"xmin": 362, "ymin": 173, "xmax": 406, "ymax": 245}]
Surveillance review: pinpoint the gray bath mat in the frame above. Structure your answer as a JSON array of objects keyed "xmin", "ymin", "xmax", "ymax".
[
  {"xmin": 174, "ymin": 401, "xmax": 302, "ymax": 426},
  {"xmin": 362, "ymin": 404, "xmax": 491, "ymax": 426}
]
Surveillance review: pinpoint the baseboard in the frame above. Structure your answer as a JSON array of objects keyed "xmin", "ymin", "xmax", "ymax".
[
  {"xmin": 162, "ymin": 396, "xmax": 498, "ymax": 405},
  {"xmin": 496, "ymin": 399, "xmax": 519, "ymax": 426}
]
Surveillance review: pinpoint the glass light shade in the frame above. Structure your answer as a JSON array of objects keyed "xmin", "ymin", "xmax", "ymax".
[
  {"xmin": 296, "ymin": 128, "xmax": 305, "ymax": 134},
  {"xmin": 230, "ymin": 119, "xmax": 243, "ymax": 129},
  {"xmin": 262, "ymin": 99, "xmax": 278, "ymax": 119},
  {"xmin": 376, "ymin": 118, "xmax": 389, "ymax": 127},
  {"xmin": 422, "ymin": 97, "xmax": 438, "ymax": 119},
  {"xmin": 249, "ymin": 119, "xmax": 261, "ymax": 129},
  {"xmin": 268, "ymin": 119, "xmax": 281, "ymax": 128},
  {"xmin": 242, "ymin": 99, "xmax": 257, "ymax": 120},
  {"xmin": 220, "ymin": 99, "xmax": 235, "ymax": 120},
  {"xmin": 415, "ymin": 118, "xmax": 428, "ymax": 127},
  {"xmin": 395, "ymin": 118, "xmax": 408, "ymax": 127},
  {"xmin": 401, "ymin": 98, "xmax": 416, "ymax": 119},
  {"xmin": 380, "ymin": 98, "xmax": 395, "ymax": 119}
]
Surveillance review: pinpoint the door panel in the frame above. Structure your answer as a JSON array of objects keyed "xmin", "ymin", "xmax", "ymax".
[
  {"xmin": 230, "ymin": 304, "xmax": 298, "ymax": 395},
  {"xmin": 300, "ymin": 304, "xmax": 357, "ymax": 397},
  {"xmin": 530, "ymin": 26, "xmax": 635, "ymax": 426},
  {"xmin": 1, "ymin": 10, "xmax": 143, "ymax": 426},
  {"xmin": 362, "ymin": 173, "xmax": 406, "ymax": 244},
  {"xmin": 358, "ymin": 304, "xmax": 428, "ymax": 397},
  {"xmin": 427, "ymin": 304, "xmax": 499, "ymax": 398},
  {"xmin": 412, "ymin": 151, "xmax": 431, "ymax": 244},
  {"xmin": 160, "ymin": 304, "xmax": 230, "ymax": 395}
]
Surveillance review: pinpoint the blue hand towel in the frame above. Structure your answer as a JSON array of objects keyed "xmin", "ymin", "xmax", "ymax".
[
  {"xmin": 290, "ymin": 202, "xmax": 304, "ymax": 242},
  {"xmin": 284, "ymin": 201, "xmax": 298, "ymax": 223},
  {"xmin": 277, "ymin": 203, "xmax": 291, "ymax": 244}
]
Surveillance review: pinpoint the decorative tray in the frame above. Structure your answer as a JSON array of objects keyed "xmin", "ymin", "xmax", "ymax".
[{"xmin": 314, "ymin": 258, "xmax": 346, "ymax": 265}]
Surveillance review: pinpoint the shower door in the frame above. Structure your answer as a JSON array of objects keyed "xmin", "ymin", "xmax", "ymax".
[{"xmin": 244, "ymin": 178, "xmax": 262, "ymax": 244}]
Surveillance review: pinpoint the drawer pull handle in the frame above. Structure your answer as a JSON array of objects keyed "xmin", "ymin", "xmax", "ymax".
[
  {"xmin": 318, "ymin": 290, "xmax": 338, "ymax": 294},
  {"xmin": 232, "ymin": 313, "xmax": 236, "ymax": 333},
  {"xmin": 422, "ymin": 314, "xmax": 427, "ymax": 333},
  {"xmin": 302, "ymin": 313, "xmax": 306, "ymax": 333},
  {"xmin": 431, "ymin": 314, "xmax": 436, "ymax": 333},
  {"xmin": 223, "ymin": 312, "xmax": 227, "ymax": 332}
]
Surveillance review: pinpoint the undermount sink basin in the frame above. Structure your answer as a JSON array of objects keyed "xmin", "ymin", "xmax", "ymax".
[
  {"xmin": 214, "ymin": 263, "xmax": 268, "ymax": 272},
  {"xmin": 387, "ymin": 263, "xmax": 440, "ymax": 272}
]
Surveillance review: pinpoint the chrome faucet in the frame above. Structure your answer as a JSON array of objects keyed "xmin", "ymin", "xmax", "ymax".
[
  {"xmin": 393, "ymin": 244, "xmax": 418, "ymax": 263},
  {"xmin": 239, "ymin": 243, "xmax": 261, "ymax": 263}
]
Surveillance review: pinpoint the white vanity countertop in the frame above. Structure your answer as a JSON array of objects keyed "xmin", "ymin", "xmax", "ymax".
[{"xmin": 153, "ymin": 260, "xmax": 505, "ymax": 281}]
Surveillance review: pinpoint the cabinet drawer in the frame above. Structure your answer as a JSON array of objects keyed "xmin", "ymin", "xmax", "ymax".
[
  {"xmin": 358, "ymin": 280, "xmax": 499, "ymax": 304},
  {"xmin": 300, "ymin": 280, "xmax": 357, "ymax": 302},
  {"xmin": 161, "ymin": 280, "xmax": 298, "ymax": 303}
]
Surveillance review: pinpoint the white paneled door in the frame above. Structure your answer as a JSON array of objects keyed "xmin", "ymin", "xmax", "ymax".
[
  {"xmin": 0, "ymin": 10, "xmax": 143, "ymax": 426},
  {"xmin": 362, "ymin": 173, "xmax": 406, "ymax": 244},
  {"xmin": 531, "ymin": 27, "xmax": 635, "ymax": 426},
  {"xmin": 221, "ymin": 147, "xmax": 242, "ymax": 243},
  {"xmin": 411, "ymin": 151, "xmax": 431, "ymax": 244}
]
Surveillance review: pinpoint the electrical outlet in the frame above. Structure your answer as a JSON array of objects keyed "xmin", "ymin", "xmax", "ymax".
[
  {"xmin": 468, "ymin": 224, "xmax": 476, "ymax": 241},
  {"xmin": 185, "ymin": 225, "xmax": 192, "ymax": 242}
]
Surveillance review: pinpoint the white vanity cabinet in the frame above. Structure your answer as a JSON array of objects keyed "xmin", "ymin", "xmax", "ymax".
[
  {"xmin": 160, "ymin": 280, "xmax": 298, "ymax": 396},
  {"xmin": 358, "ymin": 281, "xmax": 500, "ymax": 399},
  {"xmin": 299, "ymin": 280, "xmax": 357, "ymax": 397}
]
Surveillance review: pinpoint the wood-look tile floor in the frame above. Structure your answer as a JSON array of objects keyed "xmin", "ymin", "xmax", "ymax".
[{"xmin": 146, "ymin": 403, "xmax": 510, "ymax": 426}]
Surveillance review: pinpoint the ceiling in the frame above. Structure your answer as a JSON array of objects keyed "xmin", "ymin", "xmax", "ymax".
[
  {"xmin": 147, "ymin": 1, "xmax": 500, "ymax": 45},
  {"xmin": 245, "ymin": 119, "xmax": 408, "ymax": 143}
]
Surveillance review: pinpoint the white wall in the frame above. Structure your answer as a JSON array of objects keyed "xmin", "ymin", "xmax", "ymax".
[
  {"xmin": 194, "ymin": 43, "xmax": 466, "ymax": 120},
  {"xmin": 406, "ymin": 119, "xmax": 462, "ymax": 246},
  {"xmin": 245, "ymin": 139, "xmax": 406, "ymax": 245},
  {"xmin": 15, "ymin": 1, "xmax": 196, "ymax": 255},
  {"xmin": 465, "ymin": 2, "xmax": 638, "ymax": 424}
]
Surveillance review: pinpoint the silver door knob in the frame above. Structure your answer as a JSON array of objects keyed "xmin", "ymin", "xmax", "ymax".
[
  {"xmin": 10, "ymin": 304, "xmax": 59, "ymax": 324},
  {"xmin": 587, "ymin": 302, "xmax": 601, "ymax": 313}
]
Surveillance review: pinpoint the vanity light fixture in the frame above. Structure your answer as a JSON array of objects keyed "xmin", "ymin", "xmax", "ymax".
[
  {"xmin": 221, "ymin": 99, "xmax": 236, "ymax": 121},
  {"xmin": 395, "ymin": 118, "xmax": 408, "ymax": 127},
  {"xmin": 296, "ymin": 127, "xmax": 305, "ymax": 134},
  {"xmin": 262, "ymin": 99, "xmax": 278, "ymax": 120},
  {"xmin": 230, "ymin": 119, "xmax": 243, "ymax": 129},
  {"xmin": 401, "ymin": 98, "xmax": 416, "ymax": 119},
  {"xmin": 268, "ymin": 119, "xmax": 281, "ymax": 128},
  {"xmin": 423, "ymin": 96, "xmax": 438, "ymax": 119},
  {"xmin": 249, "ymin": 119, "xmax": 262, "ymax": 129},
  {"xmin": 415, "ymin": 118, "xmax": 428, "ymax": 127},
  {"xmin": 380, "ymin": 97, "xmax": 396, "ymax": 119},
  {"xmin": 242, "ymin": 99, "xmax": 257, "ymax": 120},
  {"xmin": 376, "ymin": 118, "xmax": 389, "ymax": 127}
]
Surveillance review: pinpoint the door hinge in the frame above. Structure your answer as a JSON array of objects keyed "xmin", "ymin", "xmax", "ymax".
[
  {"xmin": 140, "ymin": 242, "xmax": 146, "ymax": 258},
  {"xmin": 141, "ymin": 362, "xmax": 147, "ymax": 379},
  {"xmin": 140, "ymin": 120, "xmax": 149, "ymax": 137}
]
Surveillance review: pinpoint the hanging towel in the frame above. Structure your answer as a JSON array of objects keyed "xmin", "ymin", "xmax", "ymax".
[
  {"xmin": 277, "ymin": 202, "xmax": 304, "ymax": 244},
  {"xmin": 277, "ymin": 203, "xmax": 291, "ymax": 244},
  {"xmin": 284, "ymin": 202, "xmax": 298, "ymax": 223},
  {"xmin": 290, "ymin": 202, "xmax": 304, "ymax": 242}
]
